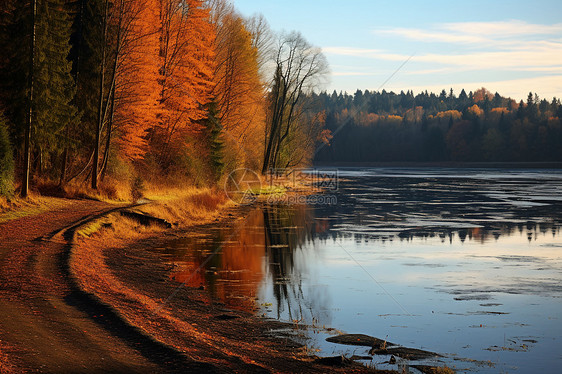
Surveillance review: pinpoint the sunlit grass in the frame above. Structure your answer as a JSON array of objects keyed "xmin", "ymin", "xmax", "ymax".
[
  {"xmin": 139, "ymin": 187, "xmax": 230, "ymax": 228},
  {"xmin": 56, "ymin": 177, "xmax": 133, "ymax": 203},
  {"xmin": 76, "ymin": 217, "xmax": 112, "ymax": 238},
  {"xmin": 0, "ymin": 194, "xmax": 69, "ymax": 223},
  {"xmin": 248, "ymin": 185, "xmax": 286, "ymax": 196}
]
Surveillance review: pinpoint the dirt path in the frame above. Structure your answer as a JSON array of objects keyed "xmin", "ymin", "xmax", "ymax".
[{"xmin": 0, "ymin": 199, "xmax": 163, "ymax": 373}]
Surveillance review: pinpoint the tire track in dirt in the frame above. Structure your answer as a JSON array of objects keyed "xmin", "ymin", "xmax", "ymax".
[
  {"xmin": 59, "ymin": 213, "xmax": 228, "ymax": 373},
  {"xmin": 0, "ymin": 200, "xmax": 214, "ymax": 373}
]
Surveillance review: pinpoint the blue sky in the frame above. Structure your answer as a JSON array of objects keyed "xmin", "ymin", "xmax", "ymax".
[{"xmin": 233, "ymin": 0, "xmax": 562, "ymax": 101}]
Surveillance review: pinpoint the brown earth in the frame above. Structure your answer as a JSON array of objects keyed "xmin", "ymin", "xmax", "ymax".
[{"xmin": 0, "ymin": 198, "xmax": 394, "ymax": 373}]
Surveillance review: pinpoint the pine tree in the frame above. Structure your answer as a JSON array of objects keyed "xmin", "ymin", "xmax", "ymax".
[
  {"xmin": 0, "ymin": 0, "xmax": 32, "ymax": 153},
  {"xmin": 205, "ymin": 100, "xmax": 224, "ymax": 180},
  {"xmin": 33, "ymin": 0, "xmax": 79, "ymax": 176},
  {"xmin": 68, "ymin": 0, "xmax": 106, "ymax": 184},
  {"xmin": 1, "ymin": 0, "xmax": 78, "ymax": 192}
]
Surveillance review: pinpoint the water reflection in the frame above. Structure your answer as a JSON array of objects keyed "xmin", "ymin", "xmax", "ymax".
[
  {"xmin": 161, "ymin": 168, "xmax": 562, "ymax": 373},
  {"xmin": 166, "ymin": 169, "xmax": 562, "ymax": 314},
  {"xmin": 326, "ymin": 222, "xmax": 561, "ymax": 245},
  {"xmin": 167, "ymin": 205, "xmax": 326, "ymax": 318}
]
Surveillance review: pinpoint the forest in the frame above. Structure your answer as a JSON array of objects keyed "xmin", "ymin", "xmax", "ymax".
[
  {"xmin": 1, "ymin": 1, "xmax": 561, "ymax": 202},
  {"xmin": 313, "ymin": 88, "xmax": 562, "ymax": 164},
  {"xmin": 0, "ymin": 0, "xmax": 328, "ymax": 199}
]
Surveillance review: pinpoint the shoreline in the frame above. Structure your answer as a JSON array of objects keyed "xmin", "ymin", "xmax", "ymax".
[{"xmin": 67, "ymin": 198, "xmax": 381, "ymax": 373}]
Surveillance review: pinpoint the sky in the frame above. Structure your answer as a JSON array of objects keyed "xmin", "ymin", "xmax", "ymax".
[{"xmin": 233, "ymin": 0, "xmax": 562, "ymax": 102}]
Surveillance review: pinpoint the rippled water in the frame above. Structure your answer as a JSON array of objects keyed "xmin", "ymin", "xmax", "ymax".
[{"xmin": 161, "ymin": 168, "xmax": 562, "ymax": 373}]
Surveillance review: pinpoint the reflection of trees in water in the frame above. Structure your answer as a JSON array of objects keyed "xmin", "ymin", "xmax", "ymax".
[
  {"xmin": 168, "ymin": 204, "xmax": 332, "ymax": 325},
  {"xmin": 169, "ymin": 211, "xmax": 266, "ymax": 311},
  {"xmin": 313, "ymin": 175, "xmax": 562, "ymax": 245},
  {"xmin": 262, "ymin": 204, "xmax": 323, "ymax": 323},
  {"xmin": 320, "ymin": 221, "xmax": 562, "ymax": 245}
]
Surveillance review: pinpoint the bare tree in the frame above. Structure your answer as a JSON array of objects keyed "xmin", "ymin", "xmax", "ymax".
[
  {"xmin": 261, "ymin": 31, "xmax": 328, "ymax": 174},
  {"xmin": 245, "ymin": 13, "xmax": 273, "ymax": 79}
]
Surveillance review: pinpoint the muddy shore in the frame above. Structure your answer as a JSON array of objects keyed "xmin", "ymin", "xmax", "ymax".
[{"xmin": 70, "ymin": 202, "xmax": 390, "ymax": 373}]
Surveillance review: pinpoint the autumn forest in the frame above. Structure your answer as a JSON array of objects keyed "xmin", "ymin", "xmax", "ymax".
[
  {"xmin": 1, "ymin": 0, "xmax": 561, "ymax": 200},
  {"xmin": 0, "ymin": 0, "xmax": 329, "ymax": 199}
]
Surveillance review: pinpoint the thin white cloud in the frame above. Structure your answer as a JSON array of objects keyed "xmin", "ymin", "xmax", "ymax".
[
  {"xmin": 324, "ymin": 47, "xmax": 410, "ymax": 62},
  {"xmin": 414, "ymin": 47, "xmax": 562, "ymax": 70},
  {"xmin": 377, "ymin": 20, "xmax": 562, "ymax": 46},
  {"xmin": 327, "ymin": 20, "xmax": 562, "ymax": 100},
  {"xmin": 323, "ymin": 47, "xmax": 383, "ymax": 56},
  {"xmin": 325, "ymin": 42, "xmax": 562, "ymax": 72},
  {"xmin": 440, "ymin": 20, "xmax": 562, "ymax": 38},
  {"xmin": 378, "ymin": 28, "xmax": 488, "ymax": 44},
  {"xmin": 403, "ymin": 68, "xmax": 455, "ymax": 76},
  {"xmin": 332, "ymin": 72, "xmax": 380, "ymax": 77}
]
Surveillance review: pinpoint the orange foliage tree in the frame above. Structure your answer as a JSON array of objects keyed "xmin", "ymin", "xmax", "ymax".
[
  {"xmin": 473, "ymin": 87, "xmax": 493, "ymax": 102},
  {"xmin": 154, "ymin": 0, "xmax": 216, "ymax": 167},
  {"xmin": 209, "ymin": 1, "xmax": 266, "ymax": 170},
  {"xmin": 112, "ymin": 0, "xmax": 161, "ymax": 161}
]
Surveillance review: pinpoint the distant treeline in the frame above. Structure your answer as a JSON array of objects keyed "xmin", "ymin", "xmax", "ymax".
[{"xmin": 313, "ymin": 88, "xmax": 562, "ymax": 163}]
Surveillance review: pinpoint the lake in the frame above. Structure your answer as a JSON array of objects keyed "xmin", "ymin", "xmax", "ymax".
[{"xmin": 162, "ymin": 168, "xmax": 562, "ymax": 373}]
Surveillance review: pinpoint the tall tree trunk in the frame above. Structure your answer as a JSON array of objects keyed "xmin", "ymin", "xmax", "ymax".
[
  {"xmin": 92, "ymin": 0, "xmax": 108, "ymax": 190},
  {"xmin": 59, "ymin": 145, "xmax": 68, "ymax": 186},
  {"xmin": 22, "ymin": 0, "xmax": 37, "ymax": 198},
  {"xmin": 100, "ymin": 84, "xmax": 115, "ymax": 181}
]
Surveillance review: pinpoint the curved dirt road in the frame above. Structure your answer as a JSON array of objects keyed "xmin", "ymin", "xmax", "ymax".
[{"xmin": 0, "ymin": 199, "xmax": 165, "ymax": 373}]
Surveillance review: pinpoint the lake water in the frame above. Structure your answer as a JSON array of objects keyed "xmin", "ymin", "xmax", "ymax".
[{"xmin": 162, "ymin": 168, "xmax": 562, "ymax": 373}]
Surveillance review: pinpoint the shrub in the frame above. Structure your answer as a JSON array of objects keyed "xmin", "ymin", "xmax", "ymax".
[{"xmin": 0, "ymin": 115, "xmax": 14, "ymax": 197}]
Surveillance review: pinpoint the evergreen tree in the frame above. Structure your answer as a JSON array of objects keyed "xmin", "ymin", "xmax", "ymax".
[
  {"xmin": 0, "ymin": 0, "xmax": 32, "ymax": 151},
  {"xmin": 33, "ymin": 0, "xmax": 79, "ymax": 176},
  {"xmin": 68, "ymin": 0, "xmax": 105, "ymax": 171},
  {"xmin": 69, "ymin": 0, "xmax": 104, "ymax": 128},
  {"xmin": 205, "ymin": 101, "xmax": 225, "ymax": 181},
  {"xmin": 458, "ymin": 89, "xmax": 468, "ymax": 110},
  {"xmin": 1, "ymin": 0, "xmax": 78, "ymax": 189},
  {"xmin": 526, "ymin": 92, "xmax": 538, "ymax": 122}
]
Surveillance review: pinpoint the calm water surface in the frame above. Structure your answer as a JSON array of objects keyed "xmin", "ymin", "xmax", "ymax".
[{"xmin": 161, "ymin": 168, "xmax": 562, "ymax": 373}]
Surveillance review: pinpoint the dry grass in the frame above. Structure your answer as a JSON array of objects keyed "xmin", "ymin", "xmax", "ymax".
[
  {"xmin": 0, "ymin": 194, "xmax": 70, "ymax": 223},
  {"xmin": 139, "ymin": 187, "xmax": 231, "ymax": 228},
  {"xmin": 75, "ymin": 212, "xmax": 166, "ymax": 240},
  {"xmin": 69, "ymin": 187, "xmax": 233, "ymax": 336},
  {"xmin": 43, "ymin": 177, "xmax": 133, "ymax": 203},
  {"xmin": 0, "ymin": 193, "xmax": 39, "ymax": 214}
]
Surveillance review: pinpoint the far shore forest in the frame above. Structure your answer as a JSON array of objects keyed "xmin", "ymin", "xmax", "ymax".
[{"xmin": 0, "ymin": 0, "xmax": 561, "ymax": 200}]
